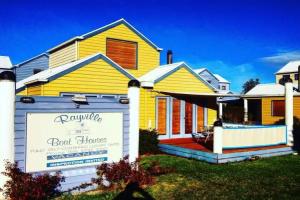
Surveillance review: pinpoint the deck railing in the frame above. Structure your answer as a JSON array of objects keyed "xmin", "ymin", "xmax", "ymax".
[{"xmin": 222, "ymin": 125, "xmax": 287, "ymax": 149}]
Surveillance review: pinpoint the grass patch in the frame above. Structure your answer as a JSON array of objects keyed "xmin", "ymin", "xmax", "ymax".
[{"xmin": 60, "ymin": 154, "xmax": 300, "ymax": 200}]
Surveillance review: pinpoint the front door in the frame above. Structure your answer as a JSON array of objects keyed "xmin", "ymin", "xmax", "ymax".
[
  {"xmin": 157, "ymin": 98, "xmax": 168, "ymax": 137},
  {"xmin": 172, "ymin": 98, "xmax": 181, "ymax": 136},
  {"xmin": 197, "ymin": 105, "xmax": 204, "ymax": 132},
  {"xmin": 157, "ymin": 97, "xmax": 203, "ymax": 139},
  {"xmin": 185, "ymin": 102, "xmax": 193, "ymax": 134}
]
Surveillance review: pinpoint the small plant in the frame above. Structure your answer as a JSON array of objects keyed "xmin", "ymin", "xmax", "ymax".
[
  {"xmin": 1, "ymin": 162, "xmax": 64, "ymax": 200},
  {"xmin": 141, "ymin": 160, "xmax": 175, "ymax": 176},
  {"xmin": 92, "ymin": 156, "xmax": 153, "ymax": 190},
  {"xmin": 139, "ymin": 129, "xmax": 160, "ymax": 155}
]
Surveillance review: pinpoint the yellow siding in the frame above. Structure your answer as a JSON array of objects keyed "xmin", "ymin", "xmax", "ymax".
[
  {"xmin": 262, "ymin": 97, "xmax": 285, "ymax": 124},
  {"xmin": 275, "ymin": 75, "xmax": 281, "ymax": 83},
  {"xmin": 154, "ymin": 67, "xmax": 214, "ymax": 93},
  {"xmin": 49, "ymin": 42, "xmax": 77, "ymax": 68},
  {"xmin": 42, "ymin": 59, "xmax": 130, "ymax": 96},
  {"xmin": 27, "ymin": 85, "xmax": 42, "ymax": 96},
  {"xmin": 294, "ymin": 97, "xmax": 300, "ymax": 120},
  {"xmin": 207, "ymin": 108, "xmax": 217, "ymax": 126},
  {"xmin": 262, "ymin": 96, "xmax": 300, "ymax": 124},
  {"xmin": 139, "ymin": 67, "xmax": 216, "ymax": 130},
  {"xmin": 139, "ymin": 88, "xmax": 156, "ymax": 129},
  {"xmin": 17, "ymin": 88, "xmax": 27, "ymax": 95},
  {"xmin": 78, "ymin": 24, "xmax": 160, "ymax": 78}
]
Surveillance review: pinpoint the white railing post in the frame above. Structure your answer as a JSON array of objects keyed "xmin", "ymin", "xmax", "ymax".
[
  {"xmin": 128, "ymin": 80, "xmax": 140, "ymax": 163},
  {"xmin": 0, "ymin": 56, "xmax": 15, "ymax": 199},
  {"xmin": 244, "ymin": 98, "xmax": 248, "ymax": 123},
  {"xmin": 285, "ymin": 79, "xmax": 293, "ymax": 146},
  {"xmin": 218, "ymin": 103, "xmax": 223, "ymax": 119},
  {"xmin": 213, "ymin": 119, "xmax": 223, "ymax": 154}
]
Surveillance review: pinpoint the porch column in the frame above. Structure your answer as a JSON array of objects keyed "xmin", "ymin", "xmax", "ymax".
[
  {"xmin": 128, "ymin": 80, "xmax": 140, "ymax": 162},
  {"xmin": 213, "ymin": 119, "xmax": 223, "ymax": 154},
  {"xmin": 218, "ymin": 103, "xmax": 223, "ymax": 119},
  {"xmin": 0, "ymin": 56, "xmax": 15, "ymax": 199},
  {"xmin": 285, "ymin": 79, "xmax": 293, "ymax": 146},
  {"xmin": 244, "ymin": 99, "xmax": 248, "ymax": 123}
]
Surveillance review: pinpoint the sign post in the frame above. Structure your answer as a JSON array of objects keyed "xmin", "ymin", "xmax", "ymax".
[
  {"xmin": 213, "ymin": 119, "xmax": 223, "ymax": 154},
  {"xmin": 0, "ymin": 56, "xmax": 15, "ymax": 199},
  {"xmin": 128, "ymin": 80, "xmax": 140, "ymax": 162},
  {"xmin": 285, "ymin": 79, "xmax": 294, "ymax": 146}
]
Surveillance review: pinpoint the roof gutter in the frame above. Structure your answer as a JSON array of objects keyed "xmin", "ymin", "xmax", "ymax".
[
  {"xmin": 140, "ymin": 81, "xmax": 154, "ymax": 88},
  {"xmin": 242, "ymin": 93, "xmax": 300, "ymax": 98},
  {"xmin": 24, "ymin": 78, "xmax": 48, "ymax": 86}
]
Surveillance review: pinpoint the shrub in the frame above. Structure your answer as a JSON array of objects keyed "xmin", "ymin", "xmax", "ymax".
[
  {"xmin": 139, "ymin": 129, "xmax": 160, "ymax": 155},
  {"xmin": 92, "ymin": 156, "xmax": 153, "ymax": 189},
  {"xmin": 141, "ymin": 160, "xmax": 175, "ymax": 176},
  {"xmin": 1, "ymin": 162, "xmax": 64, "ymax": 200}
]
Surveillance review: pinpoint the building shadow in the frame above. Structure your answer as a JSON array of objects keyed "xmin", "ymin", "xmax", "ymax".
[
  {"xmin": 274, "ymin": 117, "xmax": 300, "ymax": 152},
  {"xmin": 114, "ymin": 182, "xmax": 155, "ymax": 200}
]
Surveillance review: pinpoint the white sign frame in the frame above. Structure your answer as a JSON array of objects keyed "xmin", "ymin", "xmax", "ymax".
[{"xmin": 25, "ymin": 112, "xmax": 124, "ymax": 173}]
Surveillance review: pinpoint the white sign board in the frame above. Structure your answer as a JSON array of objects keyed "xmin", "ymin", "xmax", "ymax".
[{"xmin": 26, "ymin": 112, "xmax": 123, "ymax": 173}]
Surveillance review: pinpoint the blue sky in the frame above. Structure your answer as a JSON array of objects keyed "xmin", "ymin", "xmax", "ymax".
[{"xmin": 1, "ymin": 0, "xmax": 300, "ymax": 92}]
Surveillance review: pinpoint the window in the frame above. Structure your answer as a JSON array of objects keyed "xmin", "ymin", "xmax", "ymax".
[
  {"xmin": 157, "ymin": 98, "xmax": 168, "ymax": 135},
  {"xmin": 272, "ymin": 100, "xmax": 285, "ymax": 116},
  {"xmin": 60, "ymin": 93, "xmax": 98, "ymax": 98},
  {"xmin": 222, "ymin": 86, "xmax": 226, "ymax": 90},
  {"xmin": 295, "ymin": 73, "xmax": 299, "ymax": 80},
  {"xmin": 101, "ymin": 95, "xmax": 117, "ymax": 99},
  {"xmin": 106, "ymin": 38, "xmax": 137, "ymax": 69},
  {"xmin": 33, "ymin": 69, "xmax": 42, "ymax": 74},
  {"xmin": 283, "ymin": 74, "xmax": 290, "ymax": 80},
  {"xmin": 207, "ymin": 80, "xmax": 211, "ymax": 84}
]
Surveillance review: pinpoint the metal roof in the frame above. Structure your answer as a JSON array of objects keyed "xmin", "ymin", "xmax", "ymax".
[{"xmin": 276, "ymin": 60, "xmax": 300, "ymax": 74}]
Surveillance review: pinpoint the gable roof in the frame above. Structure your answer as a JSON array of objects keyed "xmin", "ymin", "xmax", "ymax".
[
  {"xmin": 15, "ymin": 53, "xmax": 49, "ymax": 67},
  {"xmin": 276, "ymin": 60, "xmax": 300, "ymax": 74},
  {"xmin": 194, "ymin": 68, "xmax": 206, "ymax": 74},
  {"xmin": 0, "ymin": 56, "xmax": 13, "ymax": 69},
  {"xmin": 16, "ymin": 53, "xmax": 137, "ymax": 93},
  {"xmin": 47, "ymin": 18, "xmax": 162, "ymax": 53},
  {"xmin": 194, "ymin": 67, "xmax": 219, "ymax": 81},
  {"xmin": 242, "ymin": 83, "xmax": 300, "ymax": 97},
  {"xmin": 244, "ymin": 83, "xmax": 284, "ymax": 97},
  {"xmin": 214, "ymin": 74, "xmax": 230, "ymax": 83},
  {"xmin": 139, "ymin": 62, "xmax": 217, "ymax": 91}
]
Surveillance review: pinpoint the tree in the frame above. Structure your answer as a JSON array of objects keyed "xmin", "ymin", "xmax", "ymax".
[{"xmin": 242, "ymin": 78, "xmax": 260, "ymax": 94}]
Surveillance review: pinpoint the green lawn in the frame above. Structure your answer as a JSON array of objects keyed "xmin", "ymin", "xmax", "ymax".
[{"xmin": 60, "ymin": 154, "xmax": 300, "ymax": 200}]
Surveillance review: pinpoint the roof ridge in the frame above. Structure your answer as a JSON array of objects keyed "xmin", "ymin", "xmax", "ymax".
[
  {"xmin": 258, "ymin": 83, "xmax": 281, "ymax": 85},
  {"xmin": 48, "ymin": 18, "xmax": 162, "ymax": 53}
]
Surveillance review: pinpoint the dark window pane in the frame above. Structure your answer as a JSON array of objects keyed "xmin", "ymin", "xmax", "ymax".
[
  {"xmin": 283, "ymin": 74, "xmax": 290, "ymax": 79},
  {"xmin": 33, "ymin": 69, "xmax": 42, "ymax": 74},
  {"xmin": 272, "ymin": 100, "xmax": 285, "ymax": 116}
]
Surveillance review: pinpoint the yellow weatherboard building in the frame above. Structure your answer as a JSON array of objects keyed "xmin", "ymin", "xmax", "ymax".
[
  {"xmin": 244, "ymin": 60, "xmax": 300, "ymax": 125},
  {"xmin": 16, "ymin": 19, "xmax": 218, "ymax": 139}
]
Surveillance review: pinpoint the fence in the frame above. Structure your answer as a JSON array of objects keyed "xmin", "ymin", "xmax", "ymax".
[{"xmin": 222, "ymin": 125, "xmax": 287, "ymax": 149}]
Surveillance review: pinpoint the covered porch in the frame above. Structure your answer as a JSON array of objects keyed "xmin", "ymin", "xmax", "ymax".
[
  {"xmin": 154, "ymin": 90, "xmax": 240, "ymax": 140},
  {"xmin": 154, "ymin": 82, "xmax": 295, "ymax": 163}
]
